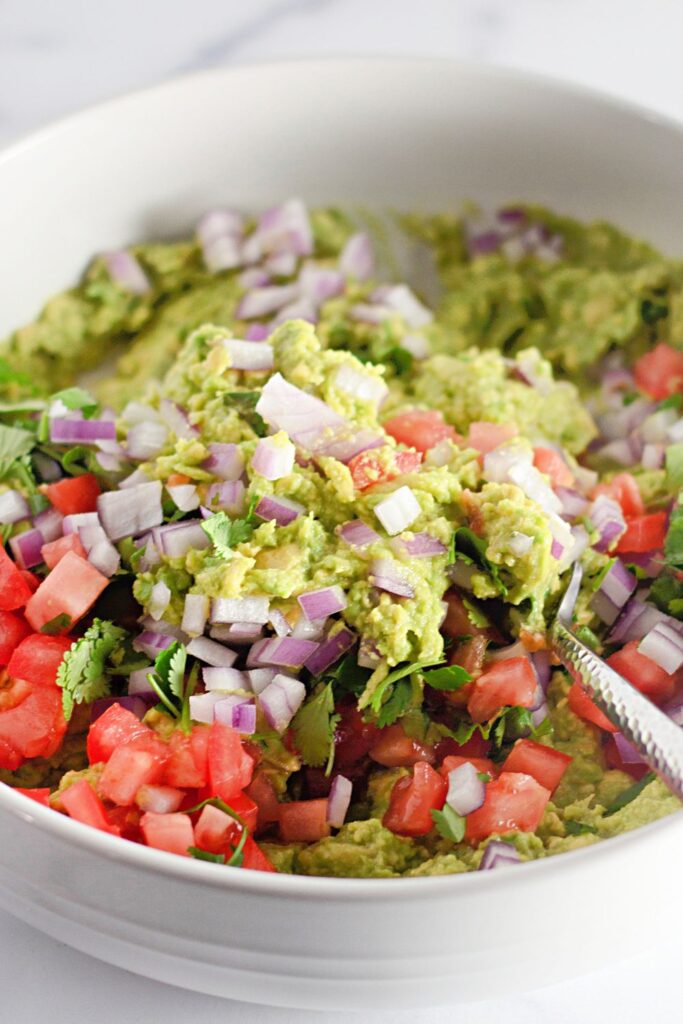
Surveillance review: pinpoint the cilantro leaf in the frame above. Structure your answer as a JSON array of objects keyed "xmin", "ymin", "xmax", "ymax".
[
  {"xmin": 188, "ymin": 847, "xmax": 226, "ymax": 864},
  {"xmin": 367, "ymin": 658, "xmax": 439, "ymax": 719},
  {"xmin": 291, "ymin": 683, "xmax": 340, "ymax": 769},
  {"xmin": 146, "ymin": 641, "xmax": 197, "ymax": 730},
  {"xmin": 431, "ymin": 804, "xmax": 466, "ymax": 843},
  {"xmin": 56, "ymin": 619, "xmax": 127, "ymax": 720},
  {"xmin": 664, "ymin": 500, "xmax": 683, "ymax": 570},
  {"xmin": 323, "ymin": 651, "xmax": 370, "ymax": 695},
  {"xmin": 167, "ymin": 645, "xmax": 188, "ymax": 702},
  {"xmin": 0, "ymin": 424, "xmax": 35, "ymax": 477},
  {"xmin": 225, "ymin": 391, "xmax": 267, "ymax": 437},
  {"xmin": 603, "ymin": 771, "xmax": 656, "ymax": 817},
  {"xmin": 201, "ymin": 498, "xmax": 259, "ymax": 557},
  {"xmin": 421, "ymin": 664, "xmax": 471, "ymax": 691},
  {"xmin": 384, "ymin": 346, "xmax": 413, "ymax": 376},
  {"xmin": 659, "ymin": 393, "xmax": 683, "ymax": 412},
  {"xmin": 0, "ymin": 357, "xmax": 33, "ymax": 389},
  {"xmin": 182, "ymin": 795, "xmax": 250, "ymax": 867},
  {"xmin": 40, "ymin": 613, "xmax": 73, "ymax": 635},
  {"xmin": 50, "ymin": 387, "xmax": 98, "ymax": 416},
  {"xmin": 649, "ymin": 573, "xmax": 683, "ymax": 618},
  {"xmin": 376, "ymin": 676, "xmax": 414, "ymax": 727},
  {"xmin": 452, "ymin": 526, "xmax": 508, "ymax": 598},
  {"xmin": 564, "ymin": 820, "xmax": 597, "ymax": 836},
  {"xmin": 665, "ymin": 443, "xmax": 683, "ymax": 493}
]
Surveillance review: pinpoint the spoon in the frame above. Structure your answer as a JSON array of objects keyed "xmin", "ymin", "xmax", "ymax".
[{"xmin": 550, "ymin": 562, "xmax": 683, "ymax": 800}]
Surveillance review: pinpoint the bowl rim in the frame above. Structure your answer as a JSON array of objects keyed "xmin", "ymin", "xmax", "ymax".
[{"xmin": 1, "ymin": 54, "xmax": 682, "ymax": 894}]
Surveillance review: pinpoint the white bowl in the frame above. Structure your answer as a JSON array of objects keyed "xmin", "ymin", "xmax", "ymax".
[{"xmin": 1, "ymin": 58, "xmax": 682, "ymax": 1011}]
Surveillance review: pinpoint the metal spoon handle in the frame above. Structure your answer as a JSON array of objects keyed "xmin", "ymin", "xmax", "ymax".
[{"xmin": 551, "ymin": 620, "xmax": 683, "ymax": 800}]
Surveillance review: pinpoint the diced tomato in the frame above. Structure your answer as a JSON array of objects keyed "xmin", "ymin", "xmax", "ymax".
[
  {"xmin": 447, "ymin": 635, "xmax": 488, "ymax": 682},
  {"xmin": 166, "ymin": 473, "xmax": 191, "ymax": 487},
  {"xmin": 135, "ymin": 784, "xmax": 184, "ymax": 814},
  {"xmin": 61, "ymin": 778, "xmax": 117, "ymax": 834},
  {"xmin": 98, "ymin": 746, "xmax": 166, "ymax": 806},
  {"xmin": 442, "ymin": 590, "xmax": 489, "ymax": 640},
  {"xmin": 607, "ymin": 640, "xmax": 679, "ymax": 704},
  {"xmin": 41, "ymin": 532, "xmax": 87, "ymax": 569},
  {"xmin": 465, "ymin": 771, "xmax": 550, "ymax": 842},
  {"xmin": 369, "ymin": 723, "xmax": 435, "ymax": 768},
  {"xmin": 567, "ymin": 681, "xmax": 618, "ymax": 733},
  {"xmin": 106, "ymin": 804, "xmax": 142, "ymax": 841},
  {"xmin": 615, "ymin": 512, "xmax": 668, "ymax": 555},
  {"xmin": 278, "ymin": 798, "xmax": 331, "ymax": 842},
  {"xmin": 207, "ymin": 722, "xmax": 254, "ymax": 803},
  {"xmin": 591, "ymin": 472, "xmax": 644, "ymax": 518},
  {"xmin": 467, "ymin": 657, "xmax": 537, "ymax": 723},
  {"xmin": 502, "ymin": 739, "xmax": 572, "ymax": 793},
  {"xmin": 25, "ymin": 551, "xmax": 108, "ymax": 633},
  {"xmin": 0, "ymin": 635, "xmax": 71, "ymax": 769},
  {"xmin": 634, "ymin": 342, "xmax": 683, "ymax": 400},
  {"xmin": 433, "ymin": 731, "xmax": 492, "ymax": 763},
  {"xmin": 164, "ymin": 726, "xmax": 210, "ymax": 788},
  {"xmin": 227, "ymin": 792, "xmax": 259, "ymax": 834},
  {"xmin": 15, "ymin": 787, "xmax": 51, "ymax": 806},
  {"xmin": 383, "ymin": 410, "xmax": 457, "ymax": 453},
  {"xmin": 194, "ymin": 803, "xmax": 239, "ymax": 854},
  {"xmin": 333, "ymin": 700, "xmax": 380, "ymax": 770},
  {"xmin": 382, "ymin": 761, "xmax": 447, "ymax": 837},
  {"xmin": 0, "ymin": 546, "xmax": 33, "ymax": 610},
  {"xmin": 440, "ymin": 754, "xmax": 497, "ymax": 778},
  {"xmin": 347, "ymin": 446, "xmax": 422, "ymax": 491},
  {"xmin": 6, "ymin": 633, "xmax": 72, "ymax": 688},
  {"xmin": 533, "ymin": 447, "xmax": 574, "ymax": 488},
  {"xmin": 45, "ymin": 473, "xmax": 101, "ymax": 515},
  {"xmin": 0, "ymin": 611, "xmax": 31, "ymax": 665},
  {"xmin": 246, "ymin": 770, "xmax": 281, "ymax": 830},
  {"xmin": 19, "ymin": 570, "xmax": 40, "ymax": 594},
  {"xmin": 140, "ymin": 811, "xmax": 194, "ymax": 856},
  {"xmin": 466, "ymin": 422, "xmax": 518, "ymax": 455},
  {"xmin": 86, "ymin": 703, "xmax": 152, "ymax": 764},
  {"xmin": 241, "ymin": 836, "xmax": 276, "ymax": 872}
]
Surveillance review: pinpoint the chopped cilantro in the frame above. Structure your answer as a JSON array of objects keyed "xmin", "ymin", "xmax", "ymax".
[
  {"xmin": 384, "ymin": 345, "xmax": 413, "ymax": 376},
  {"xmin": 452, "ymin": 526, "xmax": 508, "ymax": 598},
  {"xmin": 182, "ymin": 796, "xmax": 250, "ymax": 867},
  {"xmin": 604, "ymin": 771, "xmax": 656, "ymax": 817},
  {"xmin": 664, "ymin": 499, "xmax": 683, "ymax": 570},
  {"xmin": 56, "ymin": 619, "xmax": 127, "ymax": 720},
  {"xmin": 188, "ymin": 847, "xmax": 227, "ymax": 864},
  {"xmin": 665, "ymin": 443, "xmax": 683, "ymax": 493},
  {"xmin": 322, "ymin": 651, "xmax": 370, "ymax": 695},
  {"xmin": 641, "ymin": 298, "xmax": 668, "ymax": 325},
  {"xmin": 50, "ymin": 387, "xmax": 98, "ymax": 416},
  {"xmin": 649, "ymin": 573, "xmax": 683, "ymax": 618},
  {"xmin": 225, "ymin": 391, "xmax": 267, "ymax": 437},
  {"xmin": 146, "ymin": 641, "xmax": 197, "ymax": 731},
  {"xmin": 477, "ymin": 772, "xmax": 491, "ymax": 782},
  {"xmin": 376, "ymin": 676, "xmax": 414, "ymax": 727},
  {"xmin": 0, "ymin": 424, "xmax": 35, "ymax": 477},
  {"xmin": 564, "ymin": 820, "xmax": 597, "ymax": 836},
  {"xmin": 0, "ymin": 358, "xmax": 33, "ymax": 389},
  {"xmin": 40, "ymin": 613, "xmax": 72, "ymax": 636},
  {"xmin": 421, "ymin": 664, "xmax": 471, "ymax": 691},
  {"xmin": 290, "ymin": 683, "xmax": 340, "ymax": 771},
  {"xmin": 659, "ymin": 393, "xmax": 683, "ymax": 412},
  {"xmin": 201, "ymin": 497, "xmax": 259, "ymax": 557},
  {"xmin": 431, "ymin": 804, "xmax": 466, "ymax": 843}
]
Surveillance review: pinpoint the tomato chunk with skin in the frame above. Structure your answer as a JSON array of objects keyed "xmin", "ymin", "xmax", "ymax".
[
  {"xmin": 207, "ymin": 722, "xmax": 254, "ymax": 803},
  {"xmin": 533, "ymin": 447, "xmax": 574, "ymax": 488},
  {"xmin": 369, "ymin": 723, "xmax": 435, "ymax": 768},
  {"xmin": 279, "ymin": 798, "xmax": 331, "ymax": 842},
  {"xmin": 502, "ymin": 739, "xmax": 572, "ymax": 793},
  {"xmin": 246, "ymin": 770, "xmax": 281, "ymax": 829},
  {"xmin": 591, "ymin": 472, "xmax": 644, "ymax": 518},
  {"xmin": 164, "ymin": 727, "xmax": 210, "ymax": 788},
  {"xmin": 466, "ymin": 422, "xmax": 517, "ymax": 454},
  {"xmin": 41, "ymin": 532, "xmax": 87, "ymax": 570},
  {"xmin": 140, "ymin": 811, "xmax": 194, "ymax": 856},
  {"xmin": 607, "ymin": 640, "xmax": 679, "ymax": 705},
  {"xmin": 0, "ymin": 611, "xmax": 31, "ymax": 666},
  {"xmin": 634, "ymin": 342, "xmax": 683, "ymax": 400},
  {"xmin": 98, "ymin": 746, "xmax": 166, "ymax": 806},
  {"xmin": 86, "ymin": 703, "xmax": 153, "ymax": 764},
  {"xmin": 383, "ymin": 410, "xmax": 457, "ymax": 453},
  {"xmin": 615, "ymin": 513, "xmax": 667, "ymax": 555},
  {"xmin": 383, "ymin": 761, "xmax": 447, "ymax": 838},
  {"xmin": 61, "ymin": 779, "xmax": 117, "ymax": 834},
  {"xmin": 567, "ymin": 681, "xmax": 618, "ymax": 733},
  {"xmin": 15, "ymin": 787, "xmax": 51, "ymax": 806},
  {"xmin": 348, "ymin": 446, "xmax": 422, "ymax": 491},
  {"xmin": 465, "ymin": 772, "xmax": 551, "ymax": 843},
  {"xmin": 241, "ymin": 836, "xmax": 276, "ymax": 872},
  {"xmin": 440, "ymin": 754, "xmax": 497, "ymax": 778},
  {"xmin": 7, "ymin": 634, "xmax": 72, "ymax": 688},
  {"xmin": 467, "ymin": 657, "xmax": 537, "ymax": 723},
  {"xmin": 25, "ymin": 551, "xmax": 108, "ymax": 633},
  {"xmin": 0, "ymin": 546, "xmax": 33, "ymax": 610},
  {"xmin": 194, "ymin": 803, "xmax": 239, "ymax": 854},
  {"xmin": 0, "ymin": 635, "xmax": 71, "ymax": 769},
  {"xmin": 45, "ymin": 473, "xmax": 101, "ymax": 515}
]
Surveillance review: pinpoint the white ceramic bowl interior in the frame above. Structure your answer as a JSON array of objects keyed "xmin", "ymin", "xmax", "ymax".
[{"xmin": 1, "ymin": 59, "xmax": 682, "ymax": 1010}]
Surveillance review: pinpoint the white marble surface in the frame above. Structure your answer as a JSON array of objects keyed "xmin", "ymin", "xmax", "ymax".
[{"xmin": 1, "ymin": 1, "xmax": 681, "ymax": 1020}]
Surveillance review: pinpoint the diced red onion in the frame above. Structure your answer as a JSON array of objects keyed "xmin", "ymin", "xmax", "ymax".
[
  {"xmin": 510, "ymin": 532, "xmax": 535, "ymax": 558},
  {"xmin": 555, "ymin": 487, "xmax": 589, "ymax": 520},
  {"xmin": 98, "ymin": 481, "xmax": 163, "ymax": 542},
  {"xmin": 264, "ymin": 251, "xmax": 298, "ymax": 277},
  {"xmin": 258, "ymin": 673, "xmax": 307, "ymax": 732},
  {"xmin": 236, "ymin": 284, "xmax": 300, "ymax": 320},
  {"xmin": 121, "ymin": 401, "xmax": 161, "ymax": 426},
  {"xmin": 482, "ymin": 442, "xmax": 532, "ymax": 484},
  {"xmin": 254, "ymin": 199, "xmax": 313, "ymax": 258},
  {"xmin": 189, "ymin": 692, "xmax": 231, "ymax": 725},
  {"xmin": 638, "ymin": 622, "xmax": 683, "ymax": 674},
  {"xmin": 210, "ymin": 596, "xmax": 270, "ymax": 625},
  {"xmin": 148, "ymin": 581, "xmax": 171, "ymax": 622},
  {"xmin": 119, "ymin": 467, "xmax": 151, "ymax": 490},
  {"xmin": 181, "ymin": 593, "xmax": 209, "ymax": 637},
  {"xmin": 91, "ymin": 695, "xmax": 150, "ymax": 722},
  {"xmin": 446, "ymin": 762, "xmax": 487, "ymax": 816},
  {"xmin": 613, "ymin": 732, "xmax": 646, "ymax": 765},
  {"xmin": 339, "ymin": 232, "xmax": 374, "ymax": 281},
  {"xmin": 663, "ymin": 694, "xmax": 683, "ymax": 727},
  {"xmin": 269, "ymin": 609, "xmax": 292, "ymax": 637},
  {"xmin": 211, "ymin": 621, "xmax": 264, "ymax": 644},
  {"xmin": 400, "ymin": 334, "xmax": 431, "ymax": 360},
  {"xmin": 88, "ymin": 539, "xmax": 120, "ymax": 577},
  {"xmin": 126, "ymin": 421, "xmax": 168, "ymax": 461},
  {"xmin": 33, "ymin": 506, "xmax": 64, "ymax": 542},
  {"xmin": 641, "ymin": 443, "xmax": 665, "ymax": 470},
  {"xmin": 487, "ymin": 641, "xmax": 530, "ymax": 663},
  {"xmin": 197, "ymin": 209, "xmax": 244, "ymax": 246},
  {"xmin": 0, "ymin": 490, "xmax": 29, "ymax": 524},
  {"xmin": 314, "ymin": 428, "xmax": 385, "ymax": 464},
  {"xmin": 587, "ymin": 495, "xmax": 626, "ymax": 552},
  {"xmin": 9, "ymin": 528, "xmax": 44, "ymax": 569},
  {"xmin": 531, "ymin": 701, "xmax": 549, "ymax": 729},
  {"xmin": 298, "ymin": 264, "xmax": 345, "ymax": 305},
  {"xmin": 247, "ymin": 667, "xmax": 278, "ymax": 694},
  {"xmin": 333, "ymin": 363, "xmax": 388, "ymax": 407},
  {"xmin": 337, "ymin": 520, "xmax": 380, "ymax": 548},
  {"xmin": 49, "ymin": 419, "xmax": 116, "ymax": 445},
  {"xmin": 447, "ymin": 560, "xmax": 477, "ymax": 590},
  {"xmin": 327, "ymin": 774, "xmax": 353, "ymax": 828},
  {"xmin": 62, "ymin": 511, "xmax": 99, "ymax": 537},
  {"xmin": 467, "ymin": 230, "xmax": 501, "ymax": 257},
  {"xmin": 138, "ymin": 616, "xmax": 187, "ymax": 640},
  {"xmin": 232, "ymin": 701, "xmax": 257, "ymax": 734},
  {"xmin": 292, "ymin": 615, "xmax": 327, "ymax": 641},
  {"xmin": 187, "ymin": 637, "xmax": 238, "ymax": 669},
  {"xmin": 372, "ymin": 284, "xmax": 433, "ymax": 328},
  {"xmin": 304, "ymin": 627, "xmax": 357, "ymax": 677},
  {"xmin": 270, "ymin": 297, "xmax": 318, "ymax": 326},
  {"xmin": 256, "ymin": 372, "xmax": 347, "ymax": 451},
  {"xmin": 251, "ymin": 636, "xmax": 319, "ymax": 670},
  {"xmin": 479, "ymin": 841, "xmax": 522, "ymax": 870},
  {"xmin": 373, "ymin": 485, "xmax": 420, "ymax": 535},
  {"xmin": 158, "ymin": 399, "xmax": 199, "ymax": 441},
  {"xmin": 667, "ymin": 419, "xmax": 683, "ymax": 444},
  {"xmin": 596, "ymin": 399, "xmax": 654, "ymax": 442},
  {"xmin": 202, "ymin": 442, "xmax": 245, "ymax": 481},
  {"xmin": 358, "ymin": 638, "xmax": 381, "ymax": 668},
  {"xmin": 254, "ymin": 494, "xmax": 304, "ymax": 526},
  {"xmin": 133, "ymin": 631, "xmax": 176, "ymax": 659},
  {"xmin": 167, "ymin": 483, "xmax": 200, "ymax": 512},
  {"xmin": 159, "ymin": 521, "xmax": 211, "ymax": 559},
  {"xmin": 239, "ymin": 267, "xmax": 270, "ymax": 290},
  {"xmin": 128, "ymin": 667, "xmax": 154, "ymax": 696},
  {"xmin": 369, "ymin": 557, "xmax": 415, "ymax": 598},
  {"xmin": 349, "ymin": 302, "xmax": 394, "ymax": 324},
  {"xmin": 138, "ymin": 537, "xmax": 161, "ymax": 573},
  {"xmin": 590, "ymin": 560, "xmax": 637, "ymax": 625},
  {"xmin": 202, "ymin": 667, "xmax": 246, "ymax": 692},
  {"xmin": 32, "ymin": 452, "xmax": 62, "ymax": 482},
  {"xmin": 252, "ymin": 435, "xmax": 295, "ymax": 480},
  {"xmin": 222, "ymin": 338, "xmax": 274, "ymax": 372},
  {"xmin": 202, "ymin": 234, "xmax": 242, "ymax": 274},
  {"xmin": 596, "ymin": 436, "xmax": 642, "ymax": 467},
  {"xmin": 298, "ymin": 586, "xmax": 347, "ymax": 620},
  {"xmin": 103, "ymin": 250, "xmax": 151, "ymax": 294},
  {"xmin": 641, "ymin": 408, "xmax": 677, "ymax": 443},
  {"xmin": 206, "ymin": 480, "xmax": 246, "ymax": 516},
  {"xmin": 508, "ymin": 462, "xmax": 562, "ymax": 515}
]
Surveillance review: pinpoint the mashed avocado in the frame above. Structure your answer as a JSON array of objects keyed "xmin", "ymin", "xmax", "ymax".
[{"xmin": 1, "ymin": 199, "xmax": 680, "ymax": 878}]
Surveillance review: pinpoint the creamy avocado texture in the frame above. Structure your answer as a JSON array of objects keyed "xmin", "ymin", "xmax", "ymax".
[{"xmin": 2, "ymin": 201, "xmax": 681, "ymax": 877}]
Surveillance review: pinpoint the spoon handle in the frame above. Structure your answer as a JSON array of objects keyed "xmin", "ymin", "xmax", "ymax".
[{"xmin": 551, "ymin": 619, "xmax": 683, "ymax": 800}]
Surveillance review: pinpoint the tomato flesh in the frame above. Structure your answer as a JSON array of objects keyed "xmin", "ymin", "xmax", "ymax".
[
  {"xmin": 0, "ymin": 546, "xmax": 33, "ymax": 611},
  {"xmin": 440, "ymin": 754, "xmax": 497, "ymax": 778},
  {"xmin": 533, "ymin": 447, "xmax": 574, "ymax": 488},
  {"xmin": 383, "ymin": 761, "xmax": 447, "ymax": 837},
  {"xmin": 15, "ymin": 787, "xmax": 51, "ymax": 806},
  {"xmin": 45, "ymin": 473, "xmax": 101, "ymax": 515},
  {"xmin": 98, "ymin": 745, "xmax": 167, "ymax": 806},
  {"xmin": 41, "ymin": 532, "xmax": 87, "ymax": 570},
  {"xmin": 383, "ymin": 410, "xmax": 457, "ymax": 453},
  {"xmin": 369, "ymin": 723, "xmax": 435, "ymax": 767},
  {"xmin": 615, "ymin": 513, "xmax": 667, "ymax": 555},
  {"xmin": 348, "ymin": 446, "xmax": 422, "ymax": 491},
  {"xmin": 591, "ymin": 472, "xmax": 644, "ymax": 518},
  {"xmin": 607, "ymin": 640, "xmax": 679, "ymax": 705},
  {"xmin": 241, "ymin": 836, "xmax": 276, "ymax": 872},
  {"xmin": 278, "ymin": 798, "xmax": 331, "ymax": 842},
  {"xmin": 465, "ymin": 771, "xmax": 551, "ymax": 842},
  {"xmin": 567, "ymin": 681, "xmax": 618, "ymax": 733},
  {"xmin": 467, "ymin": 657, "xmax": 537, "ymax": 723},
  {"xmin": 634, "ymin": 342, "xmax": 683, "ymax": 400},
  {"xmin": 466, "ymin": 422, "xmax": 517, "ymax": 454},
  {"xmin": 207, "ymin": 722, "xmax": 254, "ymax": 803},
  {"xmin": 246, "ymin": 770, "xmax": 281, "ymax": 829},
  {"xmin": 0, "ymin": 611, "xmax": 31, "ymax": 666},
  {"xmin": 86, "ymin": 703, "xmax": 153, "ymax": 764},
  {"xmin": 140, "ymin": 811, "xmax": 194, "ymax": 856},
  {"xmin": 25, "ymin": 551, "xmax": 108, "ymax": 633},
  {"xmin": 61, "ymin": 779, "xmax": 117, "ymax": 834},
  {"xmin": 502, "ymin": 739, "xmax": 572, "ymax": 793}
]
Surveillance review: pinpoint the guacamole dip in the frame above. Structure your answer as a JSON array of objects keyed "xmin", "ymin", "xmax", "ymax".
[{"xmin": 0, "ymin": 198, "xmax": 681, "ymax": 878}]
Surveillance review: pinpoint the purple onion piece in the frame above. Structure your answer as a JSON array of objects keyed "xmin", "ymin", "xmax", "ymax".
[
  {"xmin": 327, "ymin": 775, "xmax": 353, "ymax": 828},
  {"xmin": 479, "ymin": 841, "xmax": 522, "ymax": 870}
]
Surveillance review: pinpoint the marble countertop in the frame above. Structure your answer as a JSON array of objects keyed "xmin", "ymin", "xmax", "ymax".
[{"xmin": 0, "ymin": 1, "xmax": 680, "ymax": 1021}]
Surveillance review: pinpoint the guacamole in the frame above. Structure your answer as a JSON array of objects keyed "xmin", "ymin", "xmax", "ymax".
[{"xmin": 0, "ymin": 198, "xmax": 681, "ymax": 877}]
